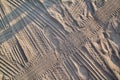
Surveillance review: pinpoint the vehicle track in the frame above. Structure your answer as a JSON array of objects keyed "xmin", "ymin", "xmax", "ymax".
[{"xmin": 95, "ymin": 0, "xmax": 120, "ymax": 22}]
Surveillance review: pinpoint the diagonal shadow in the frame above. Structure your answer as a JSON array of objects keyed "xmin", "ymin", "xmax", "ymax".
[
  {"xmin": 0, "ymin": 1, "xmax": 43, "ymax": 43},
  {"xmin": 0, "ymin": 1, "xmax": 69, "ymax": 79},
  {"xmin": 0, "ymin": 0, "xmax": 68, "ymax": 73},
  {"xmin": 0, "ymin": 0, "xmax": 67, "ymax": 44}
]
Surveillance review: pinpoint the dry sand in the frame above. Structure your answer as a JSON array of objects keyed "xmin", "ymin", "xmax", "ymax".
[{"xmin": 0, "ymin": 0, "xmax": 120, "ymax": 80}]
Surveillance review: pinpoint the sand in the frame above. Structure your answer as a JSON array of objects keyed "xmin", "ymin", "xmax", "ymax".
[{"xmin": 0, "ymin": 0, "xmax": 120, "ymax": 80}]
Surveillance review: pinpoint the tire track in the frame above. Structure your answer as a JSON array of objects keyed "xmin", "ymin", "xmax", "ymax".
[
  {"xmin": 15, "ymin": 52, "xmax": 58, "ymax": 80},
  {"xmin": 8, "ymin": 0, "xmax": 67, "ymax": 41},
  {"xmin": 71, "ymin": 0, "xmax": 83, "ymax": 16},
  {"xmin": 0, "ymin": 55, "xmax": 20, "ymax": 78},
  {"xmin": 95, "ymin": 0, "xmax": 120, "ymax": 22},
  {"xmin": 76, "ymin": 48, "xmax": 106, "ymax": 79}
]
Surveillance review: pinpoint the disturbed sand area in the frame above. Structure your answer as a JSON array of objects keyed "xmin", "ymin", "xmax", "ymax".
[{"xmin": 0, "ymin": 0, "xmax": 120, "ymax": 80}]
